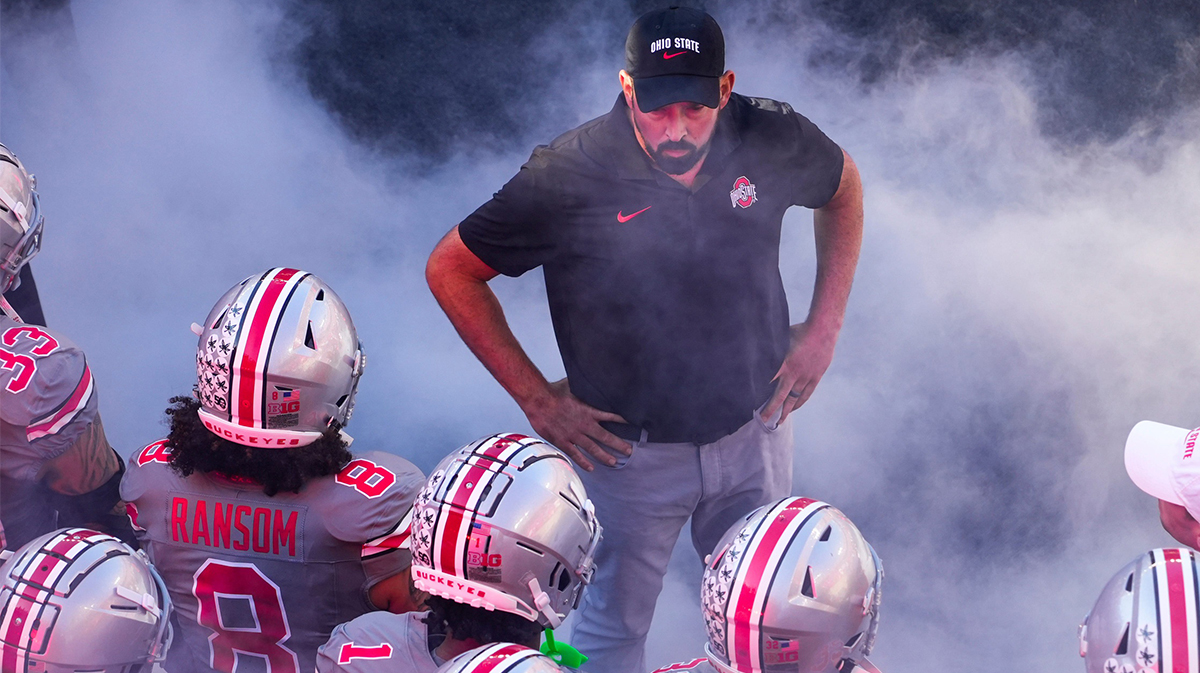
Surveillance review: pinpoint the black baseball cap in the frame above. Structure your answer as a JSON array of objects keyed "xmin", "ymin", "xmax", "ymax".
[{"xmin": 624, "ymin": 6, "xmax": 725, "ymax": 112}]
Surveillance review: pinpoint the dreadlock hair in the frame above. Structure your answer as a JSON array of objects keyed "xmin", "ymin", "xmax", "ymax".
[
  {"xmin": 423, "ymin": 595, "xmax": 543, "ymax": 647},
  {"xmin": 164, "ymin": 395, "xmax": 352, "ymax": 496}
]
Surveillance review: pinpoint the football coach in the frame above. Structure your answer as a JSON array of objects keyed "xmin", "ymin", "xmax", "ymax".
[{"xmin": 426, "ymin": 7, "xmax": 863, "ymax": 672}]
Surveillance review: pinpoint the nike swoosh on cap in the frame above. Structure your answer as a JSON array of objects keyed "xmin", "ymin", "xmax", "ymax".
[
  {"xmin": 617, "ymin": 206, "xmax": 652, "ymax": 222},
  {"xmin": 663, "ymin": 51, "xmax": 687, "ymax": 59}
]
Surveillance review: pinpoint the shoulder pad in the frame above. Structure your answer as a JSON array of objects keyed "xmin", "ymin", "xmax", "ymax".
[
  {"xmin": 741, "ymin": 96, "xmax": 796, "ymax": 116},
  {"xmin": 317, "ymin": 611, "xmax": 422, "ymax": 672},
  {"xmin": 0, "ymin": 322, "xmax": 95, "ymax": 435},
  {"xmin": 323, "ymin": 451, "xmax": 425, "ymax": 543},
  {"xmin": 120, "ymin": 439, "xmax": 178, "ymax": 504}
]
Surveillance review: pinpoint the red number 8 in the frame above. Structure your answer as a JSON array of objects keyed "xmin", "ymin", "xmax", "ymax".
[
  {"xmin": 335, "ymin": 459, "xmax": 396, "ymax": 499},
  {"xmin": 135, "ymin": 440, "xmax": 173, "ymax": 466},
  {"xmin": 192, "ymin": 559, "xmax": 299, "ymax": 673}
]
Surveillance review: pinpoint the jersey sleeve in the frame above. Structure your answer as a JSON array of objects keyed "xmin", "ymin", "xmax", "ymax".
[
  {"xmin": 0, "ymin": 323, "xmax": 99, "ymax": 467},
  {"xmin": 118, "ymin": 439, "xmax": 175, "ymax": 549},
  {"xmin": 316, "ymin": 611, "xmax": 416, "ymax": 672},
  {"xmin": 325, "ymin": 451, "xmax": 426, "ymax": 584},
  {"xmin": 456, "ymin": 147, "xmax": 563, "ymax": 277},
  {"xmin": 782, "ymin": 107, "xmax": 844, "ymax": 210}
]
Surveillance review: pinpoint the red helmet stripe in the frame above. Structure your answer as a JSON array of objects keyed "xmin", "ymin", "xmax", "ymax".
[
  {"xmin": 1159, "ymin": 548, "xmax": 1199, "ymax": 672},
  {"xmin": 468, "ymin": 643, "xmax": 534, "ymax": 673},
  {"xmin": 729, "ymin": 497, "xmax": 821, "ymax": 673},
  {"xmin": 434, "ymin": 435, "xmax": 527, "ymax": 576},
  {"xmin": 231, "ymin": 268, "xmax": 301, "ymax": 427},
  {"xmin": 0, "ymin": 530, "xmax": 111, "ymax": 670}
]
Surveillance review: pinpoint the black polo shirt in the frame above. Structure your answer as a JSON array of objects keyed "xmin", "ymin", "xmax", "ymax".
[{"xmin": 458, "ymin": 93, "xmax": 844, "ymax": 444}]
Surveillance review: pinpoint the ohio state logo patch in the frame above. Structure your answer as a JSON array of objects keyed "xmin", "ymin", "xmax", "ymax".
[{"xmin": 730, "ymin": 176, "xmax": 757, "ymax": 208}]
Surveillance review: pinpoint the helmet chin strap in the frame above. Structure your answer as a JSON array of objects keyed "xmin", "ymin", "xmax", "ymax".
[
  {"xmin": 0, "ymin": 294, "xmax": 23, "ymax": 322},
  {"xmin": 114, "ymin": 585, "xmax": 162, "ymax": 618},
  {"xmin": 527, "ymin": 577, "xmax": 562, "ymax": 628}
]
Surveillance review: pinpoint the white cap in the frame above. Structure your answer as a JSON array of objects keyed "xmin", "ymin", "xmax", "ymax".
[{"xmin": 1124, "ymin": 420, "xmax": 1200, "ymax": 519}]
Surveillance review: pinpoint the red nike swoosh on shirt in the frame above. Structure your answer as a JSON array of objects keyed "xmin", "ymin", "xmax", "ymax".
[
  {"xmin": 617, "ymin": 206, "xmax": 652, "ymax": 222},
  {"xmin": 663, "ymin": 51, "xmax": 687, "ymax": 59}
]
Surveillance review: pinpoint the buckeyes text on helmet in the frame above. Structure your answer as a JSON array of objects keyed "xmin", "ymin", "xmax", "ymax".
[
  {"xmin": 700, "ymin": 497, "xmax": 884, "ymax": 673},
  {"xmin": 410, "ymin": 433, "xmax": 603, "ymax": 628},
  {"xmin": 0, "ymin": 527, "xmax": 173, "ymax": 672},
  {"xmin": 0, "ymin": 143, "xmax": 44, "ymax": 295},
  {"xmin": 193, "ymin": 267, "xmax": 365, "ymax": 448}
]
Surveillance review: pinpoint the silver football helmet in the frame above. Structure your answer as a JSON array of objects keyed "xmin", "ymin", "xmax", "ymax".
[
  {"xmin": 411, "ymin": 433, "xmax": 602, "ymax": 628},
  {"xmin": 0, "ymin": 143, "xmax": 43, "ymax": 294},
  {"xmin": 437, "ymin": 643, "xmax": 563, "ymax": 673},
  {"xmin": 701, "ymin": 497, "xmax": 883, "ymax": 673},
  {"xmin": 0, "ymin": 528, "xmax": 172, "ymax": 672},
  {"xmin": 1080, "ymin": 547, "xmax": 1199, "ymax": 673},
  {"xmin": 193, "ymin": 268, "xmax": 365, "ymax": 448}
]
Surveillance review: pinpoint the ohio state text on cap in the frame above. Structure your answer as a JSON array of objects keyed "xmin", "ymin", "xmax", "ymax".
[
  {"xmin": 1125, "ymin": 420, "xmax": 1200, "ymax": 520},
  {"xmin": 625, "ymin": 6, "xmax": 725, "ymax": 112}
]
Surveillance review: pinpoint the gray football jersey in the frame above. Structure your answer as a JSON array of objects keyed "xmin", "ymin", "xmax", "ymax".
[
  {"xmin": 316, "ymin": 610, "xmax": 440, "ymax": 673},
  {"xmin": 120, "ymin": 442, "xmax": 424, "ymax": 673},
  {"xmin": 0, "ymin": 315, "xmax": 98, "ymax": 481}
]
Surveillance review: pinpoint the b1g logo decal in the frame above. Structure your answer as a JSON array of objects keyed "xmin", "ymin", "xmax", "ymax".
[
  {"xmin": 730, "ymin": 176, "xmax": 757, "ymax": 209},
  {"xmin": 266, "ymin": 388, "xmax": 300, "ymax": 428}
]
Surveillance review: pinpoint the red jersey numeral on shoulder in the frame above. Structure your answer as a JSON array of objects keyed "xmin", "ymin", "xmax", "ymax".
[
  {"xmin": 651, "ymin": 658, "xmax": 709, "ymax": 673},
  {"xmin": 338, "ymin": 642, "xmax": 394, "ymax": 664},
  {"xmin": 0, "ymin": 347, "xmax": 36, "ymax": 393},
  {"xmin": 192, "ymin": 559, "xmax": 299, "ymax": 673},
  {"xmin": 136, "ymin": 439, "xmax": 173, "ymax": 466},
  {"xmin": 335, "ymin": 459, "xmax": 397, "ymax": 499},
  {"xmin": 2, "ymin": 325, "xmax": 60, "ymax": 356}
]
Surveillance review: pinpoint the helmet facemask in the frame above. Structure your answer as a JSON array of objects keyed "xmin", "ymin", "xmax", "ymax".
[
  {"xmin": 0, "ymin": 148, "xmax": 42, "ymax": 294},
  {"xmin": 0, "ymin": 528, "xmax": 173, "ymax": 672}
]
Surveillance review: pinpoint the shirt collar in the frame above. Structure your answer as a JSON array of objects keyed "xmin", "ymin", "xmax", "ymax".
[{"xmin": 594, "ymin": 94, "xmax": 742, "ymax": 185}]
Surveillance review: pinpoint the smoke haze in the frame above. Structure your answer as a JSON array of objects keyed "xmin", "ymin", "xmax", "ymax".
[{"xmin": 4, "ymin": 0, "xmax": 1199, "ymax": 670}]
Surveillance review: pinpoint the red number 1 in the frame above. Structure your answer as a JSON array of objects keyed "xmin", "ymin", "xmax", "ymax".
[{"xmin": 192, "ymin": 559, "xmax": 299, "ymax": 673}]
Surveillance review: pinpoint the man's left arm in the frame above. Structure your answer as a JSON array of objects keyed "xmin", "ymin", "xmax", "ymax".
[{"xmin": 762, "ymin": 148, "xmax": 863, "ymax": 422}]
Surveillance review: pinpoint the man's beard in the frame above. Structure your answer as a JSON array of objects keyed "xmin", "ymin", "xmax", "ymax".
[
  {"xmin": 648, "ymin": 139, "xmax": 709, "ymax": 175},
  {"xmin": 634, "ymin": 117, "xmax": 712, "ymax": 175}
]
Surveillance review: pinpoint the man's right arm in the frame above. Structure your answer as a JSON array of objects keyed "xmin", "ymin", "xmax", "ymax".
[{"xmin": 425, "ymin": 226, "xmax": 630, "ymax": 470}]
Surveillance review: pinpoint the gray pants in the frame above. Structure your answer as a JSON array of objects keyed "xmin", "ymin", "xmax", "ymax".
[{"xmin": 572, "ymin": 411, "xmax": 794, "ymax": 673}]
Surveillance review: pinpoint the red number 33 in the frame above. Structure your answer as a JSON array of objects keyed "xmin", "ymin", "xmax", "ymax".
[
  {"xmin": 0, "ymin": 347, "xmax": 36, "ymax": 393},
  {"xmin": 0, "ymin": 326, "xmax": 60, "ymax": 393},
  {"xmin": 192, "ymin": 559, "xmax": 299, "ymax": 673}
]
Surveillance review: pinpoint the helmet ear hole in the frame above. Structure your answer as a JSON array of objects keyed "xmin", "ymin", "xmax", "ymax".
[
  {"xmin": 800, "ymin": 566, "xmax": 815, "ymax": 598},
  {"xmin": 1115, "ymin": 623, "xmax": 1130, "ymax": 655}
]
